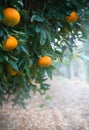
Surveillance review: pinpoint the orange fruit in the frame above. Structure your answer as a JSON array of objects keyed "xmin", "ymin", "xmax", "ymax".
[
  {"xmin": 2, "ymin": 7, "xmax": 20, "ymax": 26},
  {"xmin": 3, "ymin": 36, "xmax": 18, "ymax": 50},
  {"xmin": 7, "ymin": 64, "xmax": 18, "ymax": 76},
  {"xmin": 66, "ymin": 11, "xmax": 78, "ymax": 22},
  {"xmin": 38, "ymin": 56, "xmax": 52, "ymax": 68}
]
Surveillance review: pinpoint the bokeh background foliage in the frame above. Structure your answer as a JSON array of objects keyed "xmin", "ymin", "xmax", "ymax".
[{"xmin": 0, "ymin": 0, "xmax": 88, "ymax": 106}]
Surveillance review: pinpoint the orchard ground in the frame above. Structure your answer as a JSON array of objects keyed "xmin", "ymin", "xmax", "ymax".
[{"xmin": 0, "ymin": 75, "xmax": 89, "ymax": 130}]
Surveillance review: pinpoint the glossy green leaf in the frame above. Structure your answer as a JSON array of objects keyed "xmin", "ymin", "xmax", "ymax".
[
  {"xmin": 8, "ymin": 60, "xmax": 18, "ymax": 70},
  {"xmin": 40, "ymin": 29, "xmax": 47, "ymax": 45},
  {"xmin": 31, "ymin": 14, "xmax": 44, "ymax": 22}
]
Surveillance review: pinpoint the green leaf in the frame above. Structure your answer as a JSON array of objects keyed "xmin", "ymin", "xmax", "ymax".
[
  {"xmin": 46, "ymin": 30, "xmax": 52, "ymax": 42},
  {"xmin": 21, "ymin": 45, "xmax": 29, "ymax": 55},
  {"xmin": 8, "ymin": 60, "xmax": 18, "ymax": 70},
  {"xmin": 45, "ymin": 95, "xmax": 51, "ymax": 100},
  {"xmin": 31, "ymin": 14, "xmax": 44, "ymax": 22},
  {"xmin": 0, "ymin": 86, "xmax": 6, "ymax": 93},
  {"xmin": 45, "ymin": 68, "xmax": 52, "ymax": 80},
  {"xmin": 41, "ymin": 83, "xmax": 50, "ymax": 90},
  {"xmin": 17, "ymin": 1, "xmax": 23, "ymax": 7},
  {"xmin": 0, "ymin": 28, "xmax": 4, "ymax": 37},
  {"xmin": 31, "ymin": 84, "xmax": 37, "ymax": 94},
  {"xmin": 40, "ymin": 29, "xmax": 47, "ymax": 45},
  {"xmin": 10, "ymin": 0, "xmax": 23, "ymax": 8},
  {"xmin": 28, "ymin": 59, "xmax": 33, "ymax": 68},
  {"xmin": 4, "ymin": 56, "xmax": 9, "ymax": 61},
  {"xmin": 0, "ymin": 8, "xmax": 3, "ymax": 21},
  {"xmin": 24, "ymin": 64, "xmax": 30, "ymax": 78},
  {"xmin": 36, "ymin": 26, "xmax": 41, "ymax": 33}
]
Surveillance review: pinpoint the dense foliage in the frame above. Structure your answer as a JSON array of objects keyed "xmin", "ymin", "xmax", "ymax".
[{"xmin": 0, "ymin": 0, "xmax": 88, "ymax": 106}]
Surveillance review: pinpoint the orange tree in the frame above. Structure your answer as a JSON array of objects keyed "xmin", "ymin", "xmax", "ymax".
[{"xmin": 0, "ymin": 0, "xmax": 88, "ymax": 106}]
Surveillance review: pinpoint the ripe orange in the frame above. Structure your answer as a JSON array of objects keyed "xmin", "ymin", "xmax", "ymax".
[
  {"xmin": 66, "ymin": 11, "xmax": 78, "ymax": 22},
  {"xmin": 38, "ymin": 56, "xmax": 52, "ymax": 68},
  {"xmin": 7, "ymin": 64, "xmax": 18, "ymax": 76},
  {"xmin": 2, "ymin": 7, "xmax": 20, "ymax": 26},
  {"xmin": 3, "ymin": 36, "xmax": 18, "ymax": 50}
]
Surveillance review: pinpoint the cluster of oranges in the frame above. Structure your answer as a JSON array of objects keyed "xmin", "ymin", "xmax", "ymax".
[
  {"xmin": 7, "ymin": 55, "xmax": 52, "ymax": 76},
  {"xmin": 1, "ymin": 8, "xmax": 20, "ymax": 51},
  {"xmin": 37, "ymin": 11, "xmax": 78, "ymax": 69},
  {"xmin": 1, "ymin": 7, "xmax": 53, "ymax": 76},
  {"xmin": 1, "ymin": 7, "xmax": 78, "ymax": 76}
]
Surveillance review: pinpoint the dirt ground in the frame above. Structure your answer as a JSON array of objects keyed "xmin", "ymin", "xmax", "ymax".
[{"xmin": 0, "ymin": 76, "xmax": 89, "ymax": 130}]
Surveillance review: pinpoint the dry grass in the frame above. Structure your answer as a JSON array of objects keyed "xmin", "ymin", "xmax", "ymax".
[{"xmin": 0, "ymin": 76, "xmax": 89, "ymax": 130}]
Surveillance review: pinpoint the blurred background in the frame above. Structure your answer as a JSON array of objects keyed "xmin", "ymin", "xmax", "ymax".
[{"xmin": 53, "ymin": 39, "xmax": 89, "ymax": 83}]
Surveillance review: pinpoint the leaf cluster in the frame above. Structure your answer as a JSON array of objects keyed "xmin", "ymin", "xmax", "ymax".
[{"xmin": 0, "ymin": 0, "xmax": 88, "ymax": 106}]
